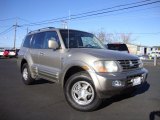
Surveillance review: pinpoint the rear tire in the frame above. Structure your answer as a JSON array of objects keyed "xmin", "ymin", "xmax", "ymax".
[
  {"xmin": 64, "ymin": 72, "xmax": 102, "ymax": 111},
  {"xmin": 21, "ymin": 63, "xmax": 34, "ymax": 85}
]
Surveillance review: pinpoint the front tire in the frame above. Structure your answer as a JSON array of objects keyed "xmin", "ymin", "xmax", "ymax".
[
  {"xmin": 64, "ymin": 72, "xmax": 102, "ymax": 111},
  {"xmin": 21, "ymin": 63, "xmax": 34, "ymax": 85}
]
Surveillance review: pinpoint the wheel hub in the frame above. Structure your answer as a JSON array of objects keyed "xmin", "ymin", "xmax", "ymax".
[
  {"xmin": 23, "ymin": 68, "xmax": 28, "ymax": 81},
  {"xmin": 71, "ymin": 81, "xmax": 94, "ymax": 105}
]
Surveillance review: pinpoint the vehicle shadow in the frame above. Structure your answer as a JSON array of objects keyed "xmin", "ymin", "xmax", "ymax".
[
  {"xmin": 0, "ymin": 57, "xmax": 8, "ymax": 59},
  {"xmin": 99, "ymin": 82, "xmax": 150, "ymax": 110},
  {"xmin": 149, "ymin": 111, "xmax": 160, "ymax": 120},
  {"xmin": 0, "ymin": 57, "xmax": 17, "ymax": 59},
  {"xmin": 32, "ymin": 79, "xmax": 54, "ymax": 85}
]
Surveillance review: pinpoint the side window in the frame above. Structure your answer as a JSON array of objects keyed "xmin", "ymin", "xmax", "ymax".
[
  {"xmin": 44, "ymin": 31, "xmax": 60, "ymax": 49},
  {"xmin": 32, "ymin": 32, "xmax": 45, "ymax": 49},
  {"xmin": 23, "ymin": 35, "xmax": 32, "ymax": 48}
]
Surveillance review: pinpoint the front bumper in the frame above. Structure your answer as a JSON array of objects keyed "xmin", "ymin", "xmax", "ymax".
[{"xmin": 95, "ymin": 68, "xmax": 148, "ymax": 98}]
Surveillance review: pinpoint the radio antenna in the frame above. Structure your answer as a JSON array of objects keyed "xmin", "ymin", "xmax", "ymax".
[{"xmin": 67, "ymin": 10, "xmax": 71, "ymax": 49}]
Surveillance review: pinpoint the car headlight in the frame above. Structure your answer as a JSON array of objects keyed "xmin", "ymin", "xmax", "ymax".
[
  {"xmin": 138, "ymin": 59, "xmax": 143, "ymax": 68},
  {"xmin": 94, "ymin": 61, "xmax": 118, "ymax": 72}
]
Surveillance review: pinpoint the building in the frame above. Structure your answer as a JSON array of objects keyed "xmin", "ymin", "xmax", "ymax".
[{"xmin": 126, "ymin": 43, "xmax": 158, "ymax": 55}]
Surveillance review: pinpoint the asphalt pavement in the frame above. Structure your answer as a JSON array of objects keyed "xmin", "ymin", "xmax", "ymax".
[{"xmin": 0, "ymin": 58, "xmax": 160, "ymax": 120}]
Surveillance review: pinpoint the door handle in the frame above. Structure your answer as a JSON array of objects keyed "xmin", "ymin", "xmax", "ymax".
[{"xmin": 40, "ymin": 52, "xmax": 45, "ymax": 55}]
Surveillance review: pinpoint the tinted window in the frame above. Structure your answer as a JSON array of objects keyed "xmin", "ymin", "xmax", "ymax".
[
  {"xmin": 107, "ymin": 44, "xmax": 129, "ymax": 52},
  {"xmin": 44, "ymin": 31, "xmax": 60, "ymax": 49},
  {"xmin": 32, "ymin": 32, "xmax": 45, "ymax": 49},
  {"xmin": 60, "ymin": 30, "xmax": 104, "ymax": 49},
  {"xmin": 23, "ymin": 35, "xmax": 32, "ymax": 48}
]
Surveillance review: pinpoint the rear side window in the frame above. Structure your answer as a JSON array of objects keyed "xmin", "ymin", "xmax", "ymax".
[
  {"xmin": 23, "ymin": 35, "xmax": 32, "ymax": 48},
  {"xmin": 31, "ymin": 32, "xmax": 45, "ymax": 49}
]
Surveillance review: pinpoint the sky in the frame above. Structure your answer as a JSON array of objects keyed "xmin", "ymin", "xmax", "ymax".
[{"xmin": 0, "ymin": 0, "xmax": 160, "ymax": 48}]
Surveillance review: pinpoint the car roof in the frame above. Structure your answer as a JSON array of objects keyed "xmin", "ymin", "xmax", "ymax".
[
  {"xmin": 27, "ymin": 27, "xmax": 88, "ymax": 36},
  {"xmin": 107, "ymin": 43, "xmax": 126, "ymax": 45}
]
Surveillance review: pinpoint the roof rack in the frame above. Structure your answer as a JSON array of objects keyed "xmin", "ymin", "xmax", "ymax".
[{"xmin": 28, "ymin": 27, "xmax": 55, "ymax": 34}]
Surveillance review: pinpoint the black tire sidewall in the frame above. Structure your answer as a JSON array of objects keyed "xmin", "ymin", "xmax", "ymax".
[
  {"xmin": 64, "ymin": 72, "xmax": 101, "ymax": 111},
  {"xmin": 22, "ymin": 63, "xmax": 34, "ymax": 85}
]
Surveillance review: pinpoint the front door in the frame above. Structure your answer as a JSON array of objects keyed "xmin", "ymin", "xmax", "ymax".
[{"xmin": 38, "ymin": 31, "xmax": 62, "ymax": 82}]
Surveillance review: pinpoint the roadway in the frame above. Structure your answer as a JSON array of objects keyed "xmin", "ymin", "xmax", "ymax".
[{"xmin": 0, "ymin": 58, "xmax": 159, "ymax": 120}]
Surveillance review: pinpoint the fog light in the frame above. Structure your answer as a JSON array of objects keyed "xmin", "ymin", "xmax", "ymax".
[
  {"xmin": 141, "ymin": 73, "xmax": 146, "ymax": 82},
  {"xmin": 112, "ymin": 80, "xmax": 124, "ymax": 87}
]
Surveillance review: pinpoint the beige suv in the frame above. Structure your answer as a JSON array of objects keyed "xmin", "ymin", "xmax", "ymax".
[{"xmin": 17, "ymin": 27, "xmax": 148, "ymax": 111}]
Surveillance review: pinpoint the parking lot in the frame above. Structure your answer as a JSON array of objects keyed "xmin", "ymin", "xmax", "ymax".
[{"xmin": 0, "ymin": 58, "xmax": 159, "ymax": 120}]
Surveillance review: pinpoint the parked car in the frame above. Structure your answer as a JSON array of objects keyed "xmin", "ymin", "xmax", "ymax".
[
  {"xmin": 0, "ymin": 48, "xmax": 4, "ymax": 57},
  {"xmin": 3, "ymin": 50, "xmax": 9, "ymax": 57},
  {"xmin": 138, "ymin": 55, "xmax": 149, "ymax": 60},
  {"xmin": 15, "ymin": 49, "xmax": 20, "ymax": 56},
  {"xmin": 3, "ymin": 49, "xmax": 16, "ymax": 58},
  {"xmin": 105, "ymin": 43, "xmax": 129, "ymax": 53},
  {"xmin": 17, "ymin": 27, "xmax": 148, "ymax": 111},
  {"xmin": 149, "ymin": 51, "xmax": 160, "ymax": 59}
]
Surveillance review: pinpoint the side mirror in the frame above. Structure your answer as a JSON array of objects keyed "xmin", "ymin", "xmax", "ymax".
[{"xmin": 48, "ymin": 40, "xmax": 59, "ymax": 49}]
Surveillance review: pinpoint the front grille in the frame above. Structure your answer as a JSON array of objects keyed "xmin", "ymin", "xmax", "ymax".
[{"xmin": 118, "ymin": 59, "xmax": 140, "ymax": 71}]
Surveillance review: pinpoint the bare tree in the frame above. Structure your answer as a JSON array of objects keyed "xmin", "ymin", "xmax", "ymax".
[
  {"xmin": 96, "ymin": 31, "xmax": 106, "ymax": 43},
  {"xmin": 107, "ymin": 33, "xmax": 135, "ymax": 44},
  {"xmin": 120, "ymin": 33, "xmax": 133, "ymax": 44},
  {"xmin": 94, "ymin": 30, "xmax": 112, "ymax": 44},
  {"xmin": 93, "ymin": 29, "xmax": 136, "ymax": 44}
]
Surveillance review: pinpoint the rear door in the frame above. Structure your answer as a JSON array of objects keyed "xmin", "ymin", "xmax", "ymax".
[{"xmin": 29, "ymin": 32, "xmax": 46, "ymax": 73}]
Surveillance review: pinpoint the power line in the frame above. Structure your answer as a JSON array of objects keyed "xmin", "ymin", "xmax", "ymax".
[
  {"xmin": 0, "ymin": 0, "xmax": 153, "ymax": 23},
  {"xmin": 69, "ymin": 5, "xmax": 160, "ymax": 23},
  {"xmin": 20, "ymin": 0, "xmax": 160, "ymax": 27},
  {"xmin": 0, "ymin": 17, "xmax": 30, "ymax": 30},
  {"xmin": 0, "ymin": 17, "xmax": 17, "ymax": 22},
  {"xmin": 70, "ymin": 1, "xmax": 160, "ymax": 20},
  {"xmin": 21, "ymin": 5, "xmax": 160, "ymax": 28},
  {"xmin": 132, "ymin": 32, "xmax": 160, "ymax": 35},
  {"xmin": 0, "ymin": 17, "xmax": 30, "ymax": 23},
  {"xmin": 0, "ymin": 26, "xmax": 13, "ymax": 35},
  {"xmin": 70, "ymin": 0, "xmax": 153, "ymax": 17},
  {"xmin": 0, "ymin": 0, "xmax": 156, "ymax": 27},
  {"xmin": 21, "ymin": 17, "xmax": 68, "ymax": 27},
  {"xmin": 20, "ymin": 0, "xmax": 152, "ymax": 26},
  {"xmin": 106, "ymin": 32, "xmax": 160, "ymax": 35},
  {"xmin": 1, "ymin": 0, "xmax": 159, "ymax": 28},
  {"xmin": 16, "ymin": 17, "xmax": 31, "ymax": 23},
  {"xmin": 0, "ymin": 25, "xmax": 11, "ymax": 28}
]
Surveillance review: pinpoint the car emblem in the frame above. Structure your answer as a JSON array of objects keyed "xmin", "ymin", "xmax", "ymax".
[{"xmin": 129, "ymin": 61, "xmax": 134, "ymax": 67}]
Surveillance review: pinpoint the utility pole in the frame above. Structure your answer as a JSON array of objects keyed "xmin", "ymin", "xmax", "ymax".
[
  {"xmin": 13, "ymin": 21, "xmax": 20, "ymax": 49},
  {"xmin": 61, "ymin": 20, "xmax": 68, "ymax": 29}
]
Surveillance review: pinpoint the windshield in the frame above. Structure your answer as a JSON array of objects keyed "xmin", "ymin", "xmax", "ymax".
[{"xmin": 60, "ymin": 30, "xmax": 104, "ymax": 49}]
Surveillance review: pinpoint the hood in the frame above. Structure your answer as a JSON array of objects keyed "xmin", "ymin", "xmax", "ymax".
[{"xmin": 69, "ymin": 48, "xmax": 139, "ymax": 60}]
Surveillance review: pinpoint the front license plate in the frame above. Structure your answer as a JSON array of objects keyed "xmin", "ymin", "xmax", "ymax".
[{"xmin": 132, "ymin": 77, "xmax": 141, "ymax": 86}]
